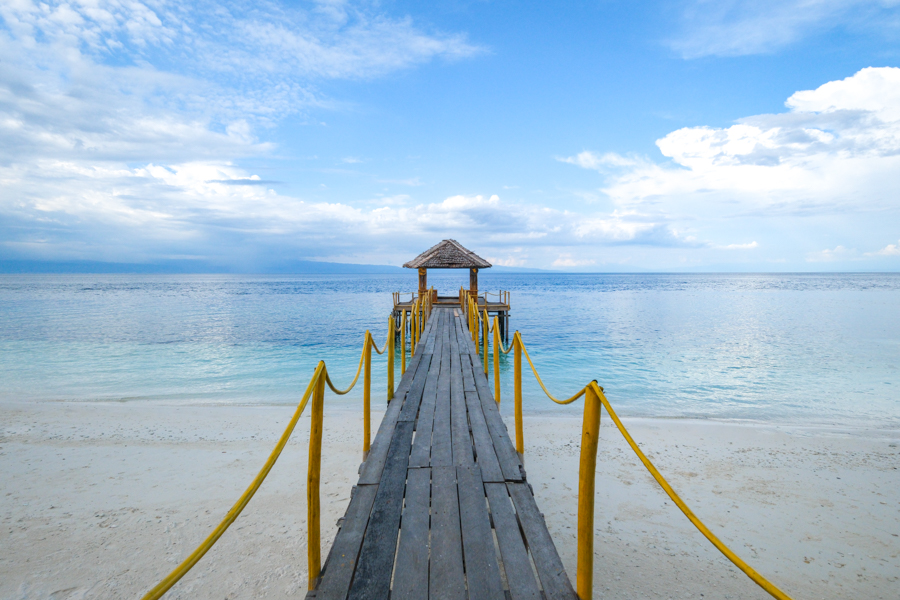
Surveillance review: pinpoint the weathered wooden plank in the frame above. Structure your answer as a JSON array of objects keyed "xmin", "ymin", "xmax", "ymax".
[
  {"xmin": 430, "ymin": 323, "xmax": 453, "ymax": 468},
  {"xmin": 484, "ymin": 483, "xmax": 542, "ymax": 600},
  {"xmin": 429, "ymin": 466, "xmax": 465, "ymax": 600},
  {"xmin": 506, "ymin": 483, "xmax": 577, "ymax": 600},
  {"xmin": 347, "ymin": 421, "xmax": 415, "ymax": 600},
  {"xmin": 359, "ymin": 348, "xmax": 428, "ymax": 485},
  {"xmin": 423, "ymin": 309, "xmax": 439, "ymax": 354},
  {"xmin": 460, "ymin": 343, "xmax": 477, "ymax": 393},
  {"xmin": 472, "ymin": 368, "xmax": 524, "ymax": 482},
  {"xmin": 464, "ymin": 389, "xmax": 503, "ymax": 482},
  {"xmin": 391, "ymin": 468, "xmax": 431, "ymax": 600},
  {"xmin": 456, "ymin": 465, "xmax": 504, "ymax": 600},
  {"xmin": 449, "ymin": 317, "xmax": 474, "ymax": 467},
  {"xmin": 398, "ymin": 353, "xmax": 433, "ymax": 423},
  {"xmin": 408, "ymin": 320, "xmax": 442, "ymax": 467},
  {"xmin": 314, "ymin": 484, "xmax": 379, "ymax": 600},
  {"xmin": 462, "ymin": 372, "xmax": 503, "ymax": 482}
]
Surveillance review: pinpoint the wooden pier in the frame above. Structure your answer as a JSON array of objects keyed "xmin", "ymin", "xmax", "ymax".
[{"xmin": 308, "ymin": 307, "xmax": 576, "ymax": 600}]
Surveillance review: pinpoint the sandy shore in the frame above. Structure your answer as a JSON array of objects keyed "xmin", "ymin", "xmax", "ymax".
[{"xmin": 1, "ymin": 400, "xmax": 897, "ymax": 599}]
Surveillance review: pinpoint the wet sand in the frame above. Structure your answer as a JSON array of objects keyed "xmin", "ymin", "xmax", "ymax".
[{"xmin": 1, "ymin": 401, "xmax": 897, "ymax": 599}]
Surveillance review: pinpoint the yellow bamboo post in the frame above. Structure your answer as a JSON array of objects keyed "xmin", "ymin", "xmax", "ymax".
[
  {"xmin": 307, "ymin": 366, "xmax": 326, "ymax": 590},
  {"xmin": 411, "ymin": 300, "xmax": 418, "ymax": 357},
  {"xmin": 401, "ymin": 310, "xmax": 407, "ymax": 374},
  {"xmin": 513, "ymin": 333, "xmax": 523, "ymax": 454},
  {"xmin": 469, "ymin": 297, "xmax": 476, "ymax": 341},
  {"xmin": 492, "ymin": 315, "xmax": 500, "ymax": 404},
  {"xmin": 387, "ymin": 316, "xmax": 394, "ymax": 402},
  {"xmin": 576, "ymin": 382, "xmax": 602, "ymax": 600},
  {"xmin": 363, "ymin": 331, "xmax": 372, "ymax": 459},
  {"xmin": 482, "ymin": 308, "xmax": 489, "ymax": 374},
  {"xmin": 473, "ymin": 304, "xmax": 480, "ymax": 356}
]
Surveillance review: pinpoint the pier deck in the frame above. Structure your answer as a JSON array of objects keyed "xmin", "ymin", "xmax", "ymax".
[{"xmin": 309, "ymin": 307, "xmax": 576, "ymax": 600}]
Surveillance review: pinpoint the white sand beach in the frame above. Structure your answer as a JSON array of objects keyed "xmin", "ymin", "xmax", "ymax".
[{"xmin": 1, "ymin": 401, "xmax": 897, "ymax": 599}]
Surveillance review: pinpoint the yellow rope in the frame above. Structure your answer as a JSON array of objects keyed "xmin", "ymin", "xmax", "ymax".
[
  {"xmin": 596, "ymin": 384, "xmax": 793, "ymax": 600},
  {"xmin": 518, "ymin": 335, "xmax": 586, "ymax": 405},
  {"xmin": 515, "ymin": 339, "xmax": 793, "ymax": 599},
  {"xmin": 325, "ymin": 334, "xmax": 367, "ymax": 395},
  {"xmin": 140, "ymin": 362, "xmax": 325, "ymax": 600}
]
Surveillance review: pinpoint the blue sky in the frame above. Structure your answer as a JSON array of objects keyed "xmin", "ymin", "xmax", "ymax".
[{"xmin": 1, "ymin": 0, "xmax": 899, "ymax": 271}]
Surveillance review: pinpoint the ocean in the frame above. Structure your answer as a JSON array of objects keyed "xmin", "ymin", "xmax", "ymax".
[{"xmin": 1, "ymin": 272, "xmax": 897, "ymax": 426}]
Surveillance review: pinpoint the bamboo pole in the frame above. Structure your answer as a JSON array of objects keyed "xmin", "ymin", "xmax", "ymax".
[
  {"xmin": 401, "ymin": 310, "xmax": 407, "ymax": 374},
  {"xmin": 576, "ymin": 382, "xmax": 602, "ymax": 600},
  {"xmin": 387, "ymin": 317, "xmax": 394, "ymax": 403},
  {"xmin": 307, "ymin": 368, "xmax": 326, "ymax": 590},
  {"xmin": 363, "ymin": 331, "xmax": 372, "ymax": 460},
  {"xmin": 493, "ymin": 315, "xmax": 500, "ymax": 404},
  {"xmin": 514, "ymin": 333, "xmax": 523, "ymax": 454}
]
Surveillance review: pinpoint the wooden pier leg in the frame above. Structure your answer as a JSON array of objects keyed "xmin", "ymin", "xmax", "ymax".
[{"xmin": 307, "ymin": 367, "xmax": 326, "ymax": 590}]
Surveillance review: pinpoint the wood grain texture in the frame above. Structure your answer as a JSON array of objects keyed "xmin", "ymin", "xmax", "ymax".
[
  {"xmin": 391, "ymin": 468, "xmax": 431, "ymax": 600},
  {"xmin": 507, "ymin": 482, "xmax": 577, "ymax": 600},
  {"xmin": 347, "ymin": 421, "xmax": 414, "ymax": 600}
]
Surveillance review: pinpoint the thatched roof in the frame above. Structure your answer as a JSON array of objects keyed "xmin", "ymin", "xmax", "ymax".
[{"xmin": 403, "ymin": 240, "xmax": 492, "ymax": 269}]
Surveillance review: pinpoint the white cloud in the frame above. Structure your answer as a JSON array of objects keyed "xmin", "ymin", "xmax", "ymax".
[
  {"xmin": 552, "ymin": 253, "xmax": 596, "ymax": 268},
  {"xmin": 806, "ymin": 245, "xmax": 859, "ymax": 262},
  {"xmin": 867, "ymin": 239, "xmax": 900, "ymax": 256},
  {"xmin": 669, "ymin": 0, "xmax": 900, "ymax": 58},
  {"xmin": 564, "ymin": 68, "xmax": 900, "ymax": 220},
  {"xmin": 557, "ymin": 151, "xmax": 648, "ymax": 171},
  {"xmin": 0, "ymin": 0, "xmax": 481, "ymax": 166},
  {"xmin": 720, "ymin": 241, "xmax": 759, "ymax": 250}
]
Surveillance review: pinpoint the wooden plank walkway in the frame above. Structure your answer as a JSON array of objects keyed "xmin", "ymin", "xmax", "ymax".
[{"xmin": 309, "ymin": 307, "xmax": 576, "ymax": 600}]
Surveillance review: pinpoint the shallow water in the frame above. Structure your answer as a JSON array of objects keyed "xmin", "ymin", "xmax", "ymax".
[{"xmin": 0, "ymin": 272, "xmax": 897, "ymax": 425}]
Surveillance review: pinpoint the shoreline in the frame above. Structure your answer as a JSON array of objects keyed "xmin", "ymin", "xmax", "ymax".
[{"xmin": 1, "ymin": 401, "xmax": 897, "ymax": 599}]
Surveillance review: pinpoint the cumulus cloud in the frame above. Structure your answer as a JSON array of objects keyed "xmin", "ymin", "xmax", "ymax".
[
  {"xmin": 669, "ymin": 0, "xmax": 900, "ymax": 58},
  {"xmin": 867, "ymin": 240, "xmax": 900, "ymax": 256},
  {"xmin": 564, "ymin": 67, "xmax": 900, "ymax": 220}
]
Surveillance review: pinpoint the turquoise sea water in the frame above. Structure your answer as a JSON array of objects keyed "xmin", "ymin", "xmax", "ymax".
[{"xmin": 0, "ymin": 273, "xmax": 897, "ymax": 425}]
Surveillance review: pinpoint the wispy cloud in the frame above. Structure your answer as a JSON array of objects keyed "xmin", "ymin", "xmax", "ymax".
[
  {"xmin": 720, "ymin": 241, "xmax": 759, "ymax": 250},
  {"xmin": 668, "ymin": 0, "xmax": 900, "ymax": 58},
  {"xmin": 806, "ymin": 245, "xmax": 859, "ymax": 262}
]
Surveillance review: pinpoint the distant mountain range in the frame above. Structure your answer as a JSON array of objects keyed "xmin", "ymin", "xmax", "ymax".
[{"xmin": 0, "ymin": 259, "xmax": 551, "ymax": 274}]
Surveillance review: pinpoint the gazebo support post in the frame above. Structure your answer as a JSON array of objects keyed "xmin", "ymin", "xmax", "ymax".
[
  {"xmin": 418, "ymin": 268, "xmax": 428, "ymax": 302},
  {"xmin": 469, "ymin": 267, "xmax": 478, "ymax": 301}
]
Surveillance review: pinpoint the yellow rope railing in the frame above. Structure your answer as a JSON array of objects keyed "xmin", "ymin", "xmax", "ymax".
[
  {"xmin": 476, "ymin": 319, "xmax": 794, "ymax": 600},
  {"xmin": 140, "ymin": 307, "xmax": 429, "ymax": 600}
]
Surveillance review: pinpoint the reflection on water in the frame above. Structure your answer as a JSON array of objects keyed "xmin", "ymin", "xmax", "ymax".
[{"xmin": 0, "ymin": 273, "xmax": 897, "ymax": 425}]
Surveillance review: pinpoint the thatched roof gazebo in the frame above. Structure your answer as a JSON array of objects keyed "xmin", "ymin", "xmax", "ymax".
[{"xmin": 403, "ymin": 239, "xmax": 491, "ymax": 299}]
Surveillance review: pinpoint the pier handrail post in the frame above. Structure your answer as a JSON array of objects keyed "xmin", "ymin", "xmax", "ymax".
[
  {"xmin": 493, "ymin": 315, "xmax": 501, "ymax": 404},
  {"xmin": 411, "ymin": 299, "xmax": 418, "ymax": 356},
  {"xmin": 307, "ymin": 366, "xmax": 327, "ymax": 590},
  {"xmin": 401, "ymin": 310, "xmax": 407, "ymax": 374},
  {"xmin": 482, "ymin": 308, "xmax": 489, "ymax": 374},
  {"xmin": 387, "ymin": 317, "xmax": 394, "ymax": 402},
  {"xmin": 513, "ymin": 332, "xmax": 523, "ymax": 454},
  {"xmin": 576, "ymin": 382, "xmax": 602, "ymax": 600},
  {"xmin": 363, "ymin": 331, "xmax": 372, "ymax": 459}
]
